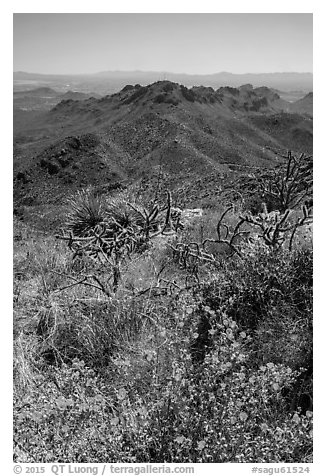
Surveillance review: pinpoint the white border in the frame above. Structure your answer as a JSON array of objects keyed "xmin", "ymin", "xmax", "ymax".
[{"xmin": 3, "ymin": 3, "xmax": 323, "ymax": 474}]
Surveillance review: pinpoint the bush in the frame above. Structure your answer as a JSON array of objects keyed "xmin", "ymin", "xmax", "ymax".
[
  {"xmin": 154, "ymin": 93, "xmax": 165, "ymax": 104},
  {"xmin": 180, "ymin": 85, "xmax": 196, "ymax": 102},
  {"xmin": 122, "ymin": 86, "xmax": 148, "ymax": 105},
  {"xmin": 162, "ymin": 83, "xmax": 175, "ymax": 93},
  {"xmin": 14, "ymin": 320, "xmax": 313, "ymax": 462},
  {"xmin": 204, "ymin": 247, "xmax": 311, "ymax": 323},
  {"xmin": 154, "ymin": 93, "xmax": 179, "ymax": 106}
]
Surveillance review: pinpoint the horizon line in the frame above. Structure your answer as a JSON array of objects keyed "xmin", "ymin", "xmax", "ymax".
[{"xmin": 13, "ymin": 69, "xmax": 313, "ymax": 77}]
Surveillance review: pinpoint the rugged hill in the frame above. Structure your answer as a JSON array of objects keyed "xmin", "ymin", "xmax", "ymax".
[
  {"xmin": 60, "ymin": 91, "xmax": 101, "ymax": 101},
  {"xmin": 13, "ymin": 81, "xmax": 313, "ymax": 226},
  {"xmin": 289, "ymin": 92, "xmax": 313, "ymax": 116}
]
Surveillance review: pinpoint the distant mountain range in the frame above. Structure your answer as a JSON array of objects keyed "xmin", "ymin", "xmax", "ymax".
[{"xmin": 13, "ymin": 70, "xmax": 313, "ymax": 96}]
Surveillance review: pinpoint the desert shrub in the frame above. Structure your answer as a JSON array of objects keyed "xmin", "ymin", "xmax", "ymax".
[
  {"xmin": 154, "ymin": 93, "xmax": 165, "ymax": 104},
  {"xmin": 180, "ymin": 85, "xmax": 195, "ymax": 102},
  {"xmin": 250, "ymin": 97, "xmax": 268, "ymax": 111},
  {"xmin": 14, "ymin": 360, "xmax": 115, "ymax": 462},
  {"xmin": 15, "ymin": 171, "xmax": 30, "ymax": 184},
  {"xmin": 201, "ymin": 247, "xmax": 312, "ymax": 329},
  {"xmin": 144, "ymin": 353, "xmax": 312, "ymax": 462},
  {"xmin": 164, "ymin": 97, "xmax": 180, "ymax": 106},
  {"xmin": 14, "ymin": 319, "xmax": 313, "ymax": 463},
  {"xmin": 162, "ymin": 83, "xmax": 174, "ymax": 93},
  {"xmin": 122, "ymin": 86, "xmax": 148, "ymax": 105},
  {"xmin": 154, "ymin": 93, "xmax": 179, "ymax": 106},
  {"xmin": 197, "ymin": 246, "xmax": 313, "ymax": 398},
  {"xmin": 39, "ymin": 158, "xmax": 60, "ymax": 175},
  {"xmin": 243, "ymin": 193, "xmax": 267, "ymax": 214}
]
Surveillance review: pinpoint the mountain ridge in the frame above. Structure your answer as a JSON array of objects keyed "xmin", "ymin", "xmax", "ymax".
[{"xmin": 14, "ymin": 80, "xmax": 312, "ymax": 223}]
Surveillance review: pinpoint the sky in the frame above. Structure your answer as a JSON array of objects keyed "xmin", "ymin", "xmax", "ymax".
[{"xmin": 13, "ymin": 13, "xmax": 313, "ymax": 75}]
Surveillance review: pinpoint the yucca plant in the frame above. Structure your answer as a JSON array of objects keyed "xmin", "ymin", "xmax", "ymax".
[
  {"xmin": 65, "ymin": 189, "xmax": 105, "ymax": 237},
  {"xmin": 104, "ymin": 196, "xmax": 144, "ymax": 235}
]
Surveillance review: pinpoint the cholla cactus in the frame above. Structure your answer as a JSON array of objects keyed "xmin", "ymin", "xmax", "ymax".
[
  {"xmin": 241, "ymin": 204, "xmax": 312, "ymax": 250},
  {"xmin": 170, "ymin": 202, "xmax": 313, "ymax": 279},
  {"xmin": 256, "ymin": 151, "xmax": 313, "ymax": 212},
  {"xmin": 57, "ymin": 190, "xmax": 180, "ymax": 290},
  {"xmin": 170, "ymin": 207, "xmax": 249, "ymax": 277}
]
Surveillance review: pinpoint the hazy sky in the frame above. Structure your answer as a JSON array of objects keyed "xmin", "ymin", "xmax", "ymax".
[{"xmin": 13, "ymin": 13, "xmax": 313, "ymax": 75}]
